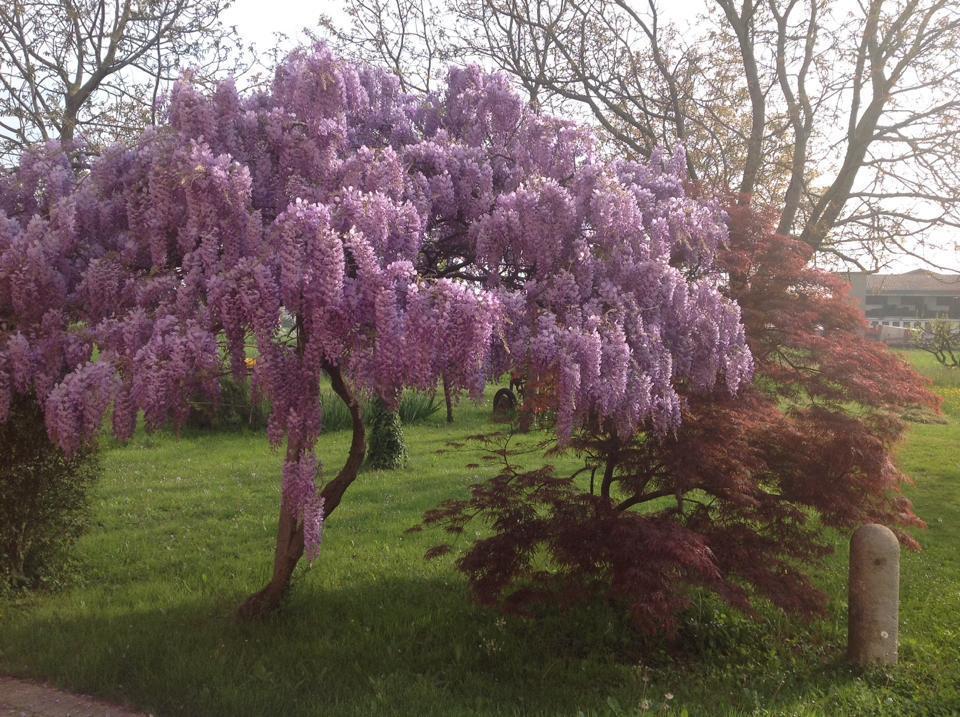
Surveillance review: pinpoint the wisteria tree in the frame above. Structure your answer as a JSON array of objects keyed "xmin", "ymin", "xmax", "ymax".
[
  {"xmin": 0, "ymin": 49, "xmax": 500, "ymax": 616},
  {"xmin": 2, "ymin": 44, "xmax": 752, "ymax": 619}
]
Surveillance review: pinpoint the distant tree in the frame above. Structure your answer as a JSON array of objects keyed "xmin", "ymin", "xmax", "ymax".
[
  {"xmin": 423, "ymin": 204, "xmax": 936, "ymax": 633},
  {"xmin": 0, "ymin": 0, "xmax": 246, "ymax": 162},
  {"xmin": 916, "ymin": 320, "xmax": 960, "ymax": 368}
]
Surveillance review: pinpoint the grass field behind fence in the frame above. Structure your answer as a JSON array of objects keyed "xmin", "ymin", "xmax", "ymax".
[{"xmin": 0, "ymin": 353, "xmax": 958, "ymax": 716}]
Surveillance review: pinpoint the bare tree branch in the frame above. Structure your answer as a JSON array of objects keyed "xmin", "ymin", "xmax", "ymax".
[{"xmin": 0, "ymin": 0, "xmax": 249, "ymax": 163}]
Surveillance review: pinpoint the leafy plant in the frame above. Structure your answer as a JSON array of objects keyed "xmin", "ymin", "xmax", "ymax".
[
  {"xmin": 367, "ymin": 397, "xmax": 408, "ymax": 469},
  {"xmin": 0, "ymin": 395, "xmax": 99, "ymax": 590},
  {"xmin": 424, "ymin": 205, "xmax": 936, "ymax": 634},
  {"xmin": 398, "ymin": 390, "xmax": 441, "ymax": 424}
]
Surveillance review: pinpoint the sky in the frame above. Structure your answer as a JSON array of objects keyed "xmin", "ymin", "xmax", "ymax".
[
  {"xmin": 224, "ymin": 0, "xmax": 334, "ymax": 50},
  {"xmin": 223, "ymin": 0, "xmax": 958, "ymax": 274},
  {"xmin": 223, "ymin": 0, "xmax": 706, "ymax": 48}
]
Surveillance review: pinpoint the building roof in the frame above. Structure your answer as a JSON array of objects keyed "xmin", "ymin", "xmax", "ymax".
[{"xmin": 863, "ymin": 269, "xmax": 960, "ymax": 295}]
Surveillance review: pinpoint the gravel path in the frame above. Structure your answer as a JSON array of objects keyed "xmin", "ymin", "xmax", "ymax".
[{"xmin": 0, "ymin": 677, "xmax": 148, "ymax": 717}]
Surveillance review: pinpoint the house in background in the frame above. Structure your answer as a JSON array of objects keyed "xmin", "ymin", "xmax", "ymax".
[{"xmin": 841, "ymin": 269, "xmax": 960, "ymax": 344}]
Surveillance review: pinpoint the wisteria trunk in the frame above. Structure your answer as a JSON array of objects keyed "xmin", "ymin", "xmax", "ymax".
[{"xmin": 236, "ymin": 365, "xmax": 366, "ymax": 619}]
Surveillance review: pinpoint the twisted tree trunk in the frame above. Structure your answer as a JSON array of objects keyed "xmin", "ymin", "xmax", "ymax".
[{"xmin": 237, "ymin": 364, "xmax": 366, "ymax": 619}]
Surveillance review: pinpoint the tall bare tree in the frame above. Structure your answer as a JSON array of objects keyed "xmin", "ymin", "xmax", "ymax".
[
  {"xmin": 325, "ymin": 0, "xmax": 960, "ymax": 270},
  {"xmin": 320, "ymin": 0, "xmax": 450, "ymax": 93},
  {"xmin": 0, "ymin": 0, "xmax": 247, "ymax": 162}
]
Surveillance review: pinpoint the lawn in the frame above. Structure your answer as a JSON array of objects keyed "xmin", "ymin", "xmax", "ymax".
[{"xmin": 0, "ymin": 354, "xmax": 958, "ymax": 716}]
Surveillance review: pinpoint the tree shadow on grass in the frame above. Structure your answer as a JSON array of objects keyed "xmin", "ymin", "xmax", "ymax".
[{"xmin": 0, "ymin": 574, "xmax": 876, "ymax": 717}]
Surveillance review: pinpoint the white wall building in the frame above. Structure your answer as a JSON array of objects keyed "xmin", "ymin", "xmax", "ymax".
[{"xmin": 841, "ymin": 269, "xmax": 960, "ymax": 343}]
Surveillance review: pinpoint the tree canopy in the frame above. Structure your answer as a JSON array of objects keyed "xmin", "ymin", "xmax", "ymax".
[{"xmin": 0, "ymin": 44, "xmax": 753, "ymax": 617}]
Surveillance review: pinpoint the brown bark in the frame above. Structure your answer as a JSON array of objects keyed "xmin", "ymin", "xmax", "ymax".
[
  {"xmin": 715, "ymin": 0, "xmax": 765, "ymax": 199},
  {"xmin": 442, "ymin": 372, "xmax": 454, "ymax": 423},
  {"xmin": 235, "ymin": 469, "xmax": 305, "ymax": 620},
  {"xmin": 316, "ymin": 364, "xmax": 367, "ymax": 515},
  {"xmin": 770, "ymin": 0, "xmax": 817, "ymax": 237},
  {"xmin": 236, "ymin": 363, "xmax": 366, "ymax": 620}
]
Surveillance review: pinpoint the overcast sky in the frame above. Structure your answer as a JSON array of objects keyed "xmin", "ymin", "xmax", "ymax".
[
  {"xmin": 224, "ymin": 0, "xmax": 333, "ymax": 50},
  {"xmin": 223, "ymin": 0, "xmax": 957, "ymax": 274},
  {"xmin": 223, "ymin": 0, "xmax": 706, "ymax": 48}
]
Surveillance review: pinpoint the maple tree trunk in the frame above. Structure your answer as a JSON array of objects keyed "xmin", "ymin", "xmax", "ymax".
[{"xmin": 236, "ymin": 364, "xmax": 365, "ymax": 620}]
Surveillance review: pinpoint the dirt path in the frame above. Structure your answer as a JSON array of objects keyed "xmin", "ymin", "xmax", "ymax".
[{"xmin": 0, "ymin": 677, "xmax": 148, "ymax": 717}]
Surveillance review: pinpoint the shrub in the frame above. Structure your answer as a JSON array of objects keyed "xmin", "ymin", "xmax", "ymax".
[
  {"xmin": 0, "ymin": 395, "xmax": 100, "ymax": 591},
  {"xmin": 366, "ymin": 397, "xmax": 408, "ymax": 469},
  {"xmin": 398, "ymin": 390, "xmax": 441, "ymax": 424}
]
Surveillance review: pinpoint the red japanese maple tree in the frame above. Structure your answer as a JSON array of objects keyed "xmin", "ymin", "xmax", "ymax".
[{"xmin": 423, "ymin": 203, "xmax": 936, "ymax": 634}]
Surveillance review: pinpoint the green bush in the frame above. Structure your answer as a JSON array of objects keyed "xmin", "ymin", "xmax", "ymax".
[
  {"xmin": 0, "ymin": 394, "xmax": 100, "ymax": 591},
  {"xmin": 366, "ymin": 397, "xmax": 408, "ymax": 469},
  {"xmin": 320, "ymin": 389, "xmax": 440, "ymax": 435}
]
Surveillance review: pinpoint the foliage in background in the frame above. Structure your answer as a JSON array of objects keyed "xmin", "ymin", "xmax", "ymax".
[
  {"xmin": 0, "ymin": 394, "xmax": 99, "ymax": 590},
  {"xmin": 366, "ymin": 397, "xmax": 409, "ymax": 470},
  {"xmin": 318, "ymin": 389, "xmax": 356, "ymax": 433},
  {"xmin": 397, "ymin": 390, "xmax": 441, "ymax": 425},
  {"xmin": 424, "ymin": 204, "xmax": 937, "ymax": 633},
  {"xmin": 319, "ymin": 389, "xmax": 442, "ymax": 433},
  {"xmin": 187, "ymin": 375, "xmax": 270, "ymax": 432}
]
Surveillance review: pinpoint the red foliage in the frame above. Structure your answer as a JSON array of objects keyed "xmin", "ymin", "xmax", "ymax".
[{"xmin": 424, "ymin": 205, "xmax": 936, "ymax": 634}]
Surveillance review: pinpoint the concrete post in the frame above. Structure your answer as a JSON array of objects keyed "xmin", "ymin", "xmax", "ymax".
[{"xmin": 848, "ymin": 523, "xmax": 900, "ymax": 667}]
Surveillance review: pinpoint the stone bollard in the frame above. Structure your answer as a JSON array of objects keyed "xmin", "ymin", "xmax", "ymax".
[{"xmin": 848, "ymin": 523, "xmax": 900, "ymax": 667}]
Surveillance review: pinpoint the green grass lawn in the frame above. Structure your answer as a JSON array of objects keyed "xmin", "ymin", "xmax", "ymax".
[{"xmin": 1, "ymin": 356, "xmax": 958, "ymax": 716}]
